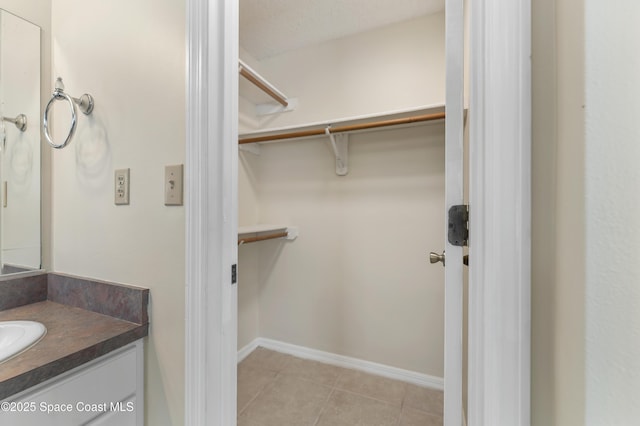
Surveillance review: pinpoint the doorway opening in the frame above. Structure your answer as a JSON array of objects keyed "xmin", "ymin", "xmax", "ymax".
[
  {"xmin": 184, "ymin": 0, "xmax": 531, "ymax": 425},
  {"xmin": 235, "ymin": 2, "xmax": 463, "ymax": 424}
]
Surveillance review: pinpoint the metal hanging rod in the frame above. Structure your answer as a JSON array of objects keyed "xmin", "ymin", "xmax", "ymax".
[
  {"xmin": 238, "ymin": 231, "xmax": 289, "ymax": 245},
  {"xmin": 238, "ymin": 111, "xmax": 446, "ymax": 144},
  {"xmin": 239, "ymin": 59, "xmax": 289, "ymax": 108}
]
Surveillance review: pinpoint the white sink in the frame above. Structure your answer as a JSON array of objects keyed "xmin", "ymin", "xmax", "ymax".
[{"xmin": 0, "ymin": 321, "xmax": 47, "ymax": 363}]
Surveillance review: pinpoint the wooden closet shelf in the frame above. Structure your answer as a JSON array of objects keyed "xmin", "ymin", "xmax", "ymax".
[
  {"xmin": 238, "ymin": 109, "xmax": 445, "ymax": 145},
  {"xmin": 238, "ymin": 225, "xmax": 298, "ymax": 245},
  {"xmin": 238, "ymin": 231, "xmax": 288, "ymax": 245}
]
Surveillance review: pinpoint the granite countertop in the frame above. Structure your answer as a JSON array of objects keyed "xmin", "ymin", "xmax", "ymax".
[{"xmin": 0, "ymin": 273, "xmax": 149, "ymax": 400}]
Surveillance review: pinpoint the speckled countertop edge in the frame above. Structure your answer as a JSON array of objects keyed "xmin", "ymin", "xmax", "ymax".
[{"xmin": 0, "ymin": 273, "xmax": 149, "ymax": 400}]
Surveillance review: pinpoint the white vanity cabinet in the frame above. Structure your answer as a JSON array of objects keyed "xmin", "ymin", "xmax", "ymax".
[{"xmin": 2, "ymin": 340, "xmax": 144, "ymax": 426}]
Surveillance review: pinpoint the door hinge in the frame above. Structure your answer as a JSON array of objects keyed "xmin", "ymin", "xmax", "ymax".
[
  {"xmin": 448, "ymin": 205, "xmax": 469, "ymax": 247},
  {"xmin": 231, "ymin": 264, "xmax": 237, "ymax": 284}
]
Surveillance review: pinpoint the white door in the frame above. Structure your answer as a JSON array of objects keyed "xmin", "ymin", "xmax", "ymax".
[{"xmin": 444, "ymin": 0, "xmax": 465, "ymax": 425}]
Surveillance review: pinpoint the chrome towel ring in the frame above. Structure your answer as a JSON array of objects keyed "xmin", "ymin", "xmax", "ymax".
[{"xmin": 43, "ymin": 77, "xmax": 94, "ymax": 149}]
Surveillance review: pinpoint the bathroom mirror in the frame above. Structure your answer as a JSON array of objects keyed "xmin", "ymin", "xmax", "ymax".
[{"xmin": 0, "ymin": 10, "xmax": 41, "ymax": 275}]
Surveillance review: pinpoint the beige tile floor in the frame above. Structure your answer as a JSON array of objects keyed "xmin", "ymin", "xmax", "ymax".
[{"xmin": 238, "ymin": 347, "xmax": 443, "ymax": 426}]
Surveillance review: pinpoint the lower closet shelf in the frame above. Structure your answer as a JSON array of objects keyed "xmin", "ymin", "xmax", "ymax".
[{"xmin": 238, "ymin": 224, "xmax": 298, "ymax": 245}]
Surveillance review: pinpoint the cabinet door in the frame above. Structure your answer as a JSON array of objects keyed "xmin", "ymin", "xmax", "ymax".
[
  {"xmin": 86, "ymin": 395, "xmax": 137, "ymax": 426},
  {"xmin": 2, "ymin": 342, "xmax": 142, "ymax": 426}
]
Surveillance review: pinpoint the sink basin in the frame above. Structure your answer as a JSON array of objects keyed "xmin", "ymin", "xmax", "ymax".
[{"xmin": 0, "ymin": 321, "xmax": 46, "ymax": 363}]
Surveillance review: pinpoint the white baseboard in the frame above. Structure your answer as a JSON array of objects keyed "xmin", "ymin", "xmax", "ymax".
[
  {"xmin": 238, "ymin": 337, "xmax": 443, "ymax": 391},
  {"xmin": 237, "ymin": 339, "xmax": 261, "ymax": 363}
]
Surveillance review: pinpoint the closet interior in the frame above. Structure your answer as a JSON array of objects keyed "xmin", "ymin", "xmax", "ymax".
[{"xmin": 237, "ymin": 2, "xmax": 457, "ymax": 423}]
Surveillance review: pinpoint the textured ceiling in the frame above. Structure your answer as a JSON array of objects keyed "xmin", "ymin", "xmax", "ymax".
[{"xmin": 240, "ymin": 0, "xmax": 445, "ymax": 60}]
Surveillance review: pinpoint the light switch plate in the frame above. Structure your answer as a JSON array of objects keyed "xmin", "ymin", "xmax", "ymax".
[
  {"xmin": 114, "ymin": 168, "xmax": 130, "ymax": 205},
  {"xmin": 164, "ymin": 164, "xmax": 183, "ymax": 206}
]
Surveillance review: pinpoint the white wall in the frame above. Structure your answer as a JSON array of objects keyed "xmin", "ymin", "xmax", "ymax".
[
  {"xmin": 554, "ymin": 0, "xmax": 587, "ymax": 421},
  {"xmin": 0, "ymin": 0, "xmax": 49, "ymax": 28},
  {"xmin": 237, "ymin": 47, "xmax": 262, "ymax": 350},
  {"xmin": 238, "ymin": 13, "xmax": 446, "ymax": 377},
  {"xmin": 532, "ymin": 0, "xmax": 640, "ymax": 424},
  {"xmin": 50, "ymin": 1, "xmax": 185, "ymax": 425},
  {"xmin": 255, "ymin": 125, "xmax": 445, "ymax": 375},
  {"xmin": 584, "ymin": 1, "xmax": 640, "ymax": 423},
  {"xmin": 531, "ymin": 0, "xmax": 559, "ymax": 423},
  {"xmin": 241, "ymin": 12, "xmax": 445, "ymax": 131},
  {"xmin": 531, "ymin": 0, "xmax": 587, "ymax": 424},
  {"xmin": 238, "ymin": 131, "xmax": 261, "ymax": 348}
]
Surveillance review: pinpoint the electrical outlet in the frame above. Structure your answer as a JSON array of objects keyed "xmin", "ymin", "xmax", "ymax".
[
  {"xmin": 114, "ymin": 168, "xmax": 130, "ymax": 205},
  {"xmin": 164, "ymin": 164, "xmax": 183, "ymax": 206}
]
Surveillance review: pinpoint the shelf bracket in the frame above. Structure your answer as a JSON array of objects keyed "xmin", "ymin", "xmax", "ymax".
[
  {"xmin": 256, "ymin": 98, "xmax": 298, "ymax": 116},
  {"xmin": 239, "ymin": 143, "xmax": 260, "ymax": 155},
  {"xmin": 325, "ymin": 127, "xmax": 348, "ymax": 176}
]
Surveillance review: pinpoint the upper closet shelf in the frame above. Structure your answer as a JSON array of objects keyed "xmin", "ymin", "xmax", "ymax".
[
  {"xmin": 238, "ymin": 224, "xmax": 298, "ymax": 245},
  {"xmin": 239, "ymin": 59, "xmax": 297, "ymax": 115},
  {"xmin": 238, "ymin": 104, "xmax": 445, "ymax": 176}
]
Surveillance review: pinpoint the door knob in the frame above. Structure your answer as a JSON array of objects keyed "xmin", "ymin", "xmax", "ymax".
[
  {"xmin": 429, "ymin": 251, "xmax": 469, "ymax": 266},
  {"xmin": 429, "ymin": 251, "xmax": 445, "ymax": 266}
]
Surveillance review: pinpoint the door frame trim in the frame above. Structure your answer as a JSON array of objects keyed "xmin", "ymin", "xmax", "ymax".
[
  {"xmin": 185, "ymin": 0, "xmax": 238, "ymax": 425},
  {"xmin": 444, "ymin": 0, "xmax": 465, "ymax": 424},
  {"xmin": 185, "ymin": 0, "xmax": 532, "ymax": 424},
  {"xmin": 468, "ymin": 0, "xmax": 531, "ymax": 424}
]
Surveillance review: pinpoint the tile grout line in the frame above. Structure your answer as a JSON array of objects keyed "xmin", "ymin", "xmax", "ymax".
[
  {"xmin": 312, "ymin": 386, "xmax": 336, "ymax": 426},
  {"xmin": 237, "ymin": 371, "xmax": 280, "ymax": 417},
  {"xmin": 330, "ymin": 385, "xmax": 406, "ymax": 408},
  {"xmin": 238, "ymin": 350, "xmax": 287, "ymax": 419},
  {"xmin": 311, "ymin": 366, "xmax": 345, "ymax": 426},
  {"xmin": 396, "ymin": 383, "xmax": 409, "ymax": 425},
  {"xmin": 401, "ymin": 383, "xmax": 445, "ymax": 419}
]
